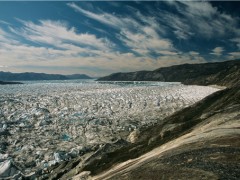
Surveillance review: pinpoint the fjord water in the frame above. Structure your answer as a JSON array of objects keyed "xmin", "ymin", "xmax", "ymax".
[{"xmin": 0, "ymin": 80, "xmax": 219, "ymax": 174}]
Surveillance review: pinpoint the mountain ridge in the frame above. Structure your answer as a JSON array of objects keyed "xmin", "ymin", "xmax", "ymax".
[
  {"xmin": 98, "ymin": 60, "xmax": 240, "ymax": 88},
  {"xmin": 0, "ymin": 71, "xmax": 92, "ymax": 81}
]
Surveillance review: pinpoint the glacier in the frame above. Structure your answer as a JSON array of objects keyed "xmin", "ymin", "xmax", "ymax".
[{"xmin": 0, "ymin": 81, "xmax": 219, "ymax": 176}]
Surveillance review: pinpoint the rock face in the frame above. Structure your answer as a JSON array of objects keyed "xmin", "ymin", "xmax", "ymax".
[
  {"xmin": 0, "ymin": 71, "xmax": 92, "ymax": 81},
  {"xmin": 97, "ymin": 60, "xmax": 240, "ymax": 87}
]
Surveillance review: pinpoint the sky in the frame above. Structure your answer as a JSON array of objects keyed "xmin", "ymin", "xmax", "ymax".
[{"xmin": 0, "ymin": 1, "xmax": 240, "ymax": 77}]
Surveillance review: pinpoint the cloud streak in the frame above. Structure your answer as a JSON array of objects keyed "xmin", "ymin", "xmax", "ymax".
[
  {"xmin": 228, "ymin": 52, "xmax": 240, "ymax": 60},
  {"xmin": 12, "ymin": 19, "xmax": 113, "ymax": 51},
  {"xmin": 68, "ymin": 2, "xmax": 127, "ymax": 29},
  {"xmin": 210, "ymin": 47, "xmax": 224, "ymax": 56},
  {"xmin": 164, "ymin": 1, "xmax": 240, "ymax": 41},
  {"xmin": 68, "ymin": 3, "xmax": 176, "ymax": 57},
  {"xmin": 0, "ymin": 20, "xmax": 12, "ymax": 26}
]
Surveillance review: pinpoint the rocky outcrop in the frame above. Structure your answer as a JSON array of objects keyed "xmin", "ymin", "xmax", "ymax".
[
  {"xmin": 127, "ymin": 129, "xmax": 140, "ymax": 143},
  {"xmin": 98, "ymin": 60, "xmax": 240, "ymax": 87}
]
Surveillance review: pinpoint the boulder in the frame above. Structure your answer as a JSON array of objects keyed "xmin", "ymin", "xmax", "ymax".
[{"xmin": 127, "ymin": 129, "xmax": 140, "ymax": 143}]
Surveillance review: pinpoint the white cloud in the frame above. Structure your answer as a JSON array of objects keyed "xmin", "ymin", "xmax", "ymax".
[
  {"xmin": 12, "ymin": 19, "xmax": 113, "ymax": 51},
  {"xmin": 68, "ymin": 3, "xmax": 176, "ymax": 57},
  {"xmin": 227, "ymin": 52, "xmax": 240, "ymax": 60},
  {"xmin": 0, "ymin": 20, "xmax": 12, "ymax": 26},
  {"xmin": 180, "ymin": 1, "xmax": 217, "ymax": 18},
  {"xmin": 1, "ymin": 3, "xmax": 212, "ymax": 76},
  {"xmin": 189, "ymin": 51, "xmax": 200, "ymax": 56},
  {"xmin": 0, "ymin": 21, "xmax": 118, "ymax": 76},
  {"xmin": 159, "ymin": 50, "xmax": 178, "ymax": 56},
  {"xmin": 231, "ymin": 38, "xmax": 240, "ymax": 49},
  {"xmin": 210, "ymin": 47, "xmax": 224, "ymax": 56},
  {"xmin": 0, "ymin": 24, "xmax": 207, "ymax": 76},
  {"xmin": 160, "ymin": 13, "xmax": 193, "ymax": 40},
  {"xmin": 117, "ymin": 14, "xmax": 174, "ymax": 56},
  {"xmin": 229, "ymin": 52, "xmax": 240, "ymax": 56},
  {"xmin": 0, "ymin": 27, "xmax": 20, "ymax": 45},
  {"xmin": 165, "ymin": 1, "xmax": 240, "ymax": 39},
  {"xmin": 67, "ymin": 3, "xmax": 128, "ymax": 29},
  {"xmin": 119, "ymin": 29, "xmax": 174, "ymax": 56}
]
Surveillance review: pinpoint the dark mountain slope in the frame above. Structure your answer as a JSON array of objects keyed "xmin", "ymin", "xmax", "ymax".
[
  {"xmin": 154, "ymin": 60, "xmax": 240, "ymax": 87},
  {"xmin": 98, "ymin": 60, "xmax": 240, "ymax": 87}
]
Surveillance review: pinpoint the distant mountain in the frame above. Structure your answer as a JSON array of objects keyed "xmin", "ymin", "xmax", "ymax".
[
  {"xmin": 65, "ymin": 74, "xmax": 92, "ymax": 80},
  {"xmin": 98, "ymin": 60, "xmax": 240, "ymax": 88},
  {"xmin": 0, "ymin": 72, "xmax": 92, "ymax": 81},
  {"xmin": 0, "ymin": 81, "xmax": 23, "ymax": 85}
]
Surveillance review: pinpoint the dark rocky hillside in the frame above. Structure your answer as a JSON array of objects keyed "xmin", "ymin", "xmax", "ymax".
[
  {"xmin": 98, "ymin": 60, "xmax": 240, "ymax": 87},
  {"xmin": 0, "ymin": 71, "xmax": 92, "ymax": 81}
]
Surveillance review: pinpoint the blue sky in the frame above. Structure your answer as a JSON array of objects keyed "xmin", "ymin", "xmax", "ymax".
[{"xmin": 0, "ymin": 1, "xmax": 240, "ymax": 76}]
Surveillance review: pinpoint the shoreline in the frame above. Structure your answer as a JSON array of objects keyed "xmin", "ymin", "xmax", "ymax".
[{"xmin": 208, "ymin": 84, "xmax": 226, "ymax": 90}]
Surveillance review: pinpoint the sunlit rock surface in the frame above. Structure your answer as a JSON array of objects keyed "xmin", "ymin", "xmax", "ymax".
[{"xmin": 0, "ymin": 81, "xmax": 219, "ymax": 176}]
